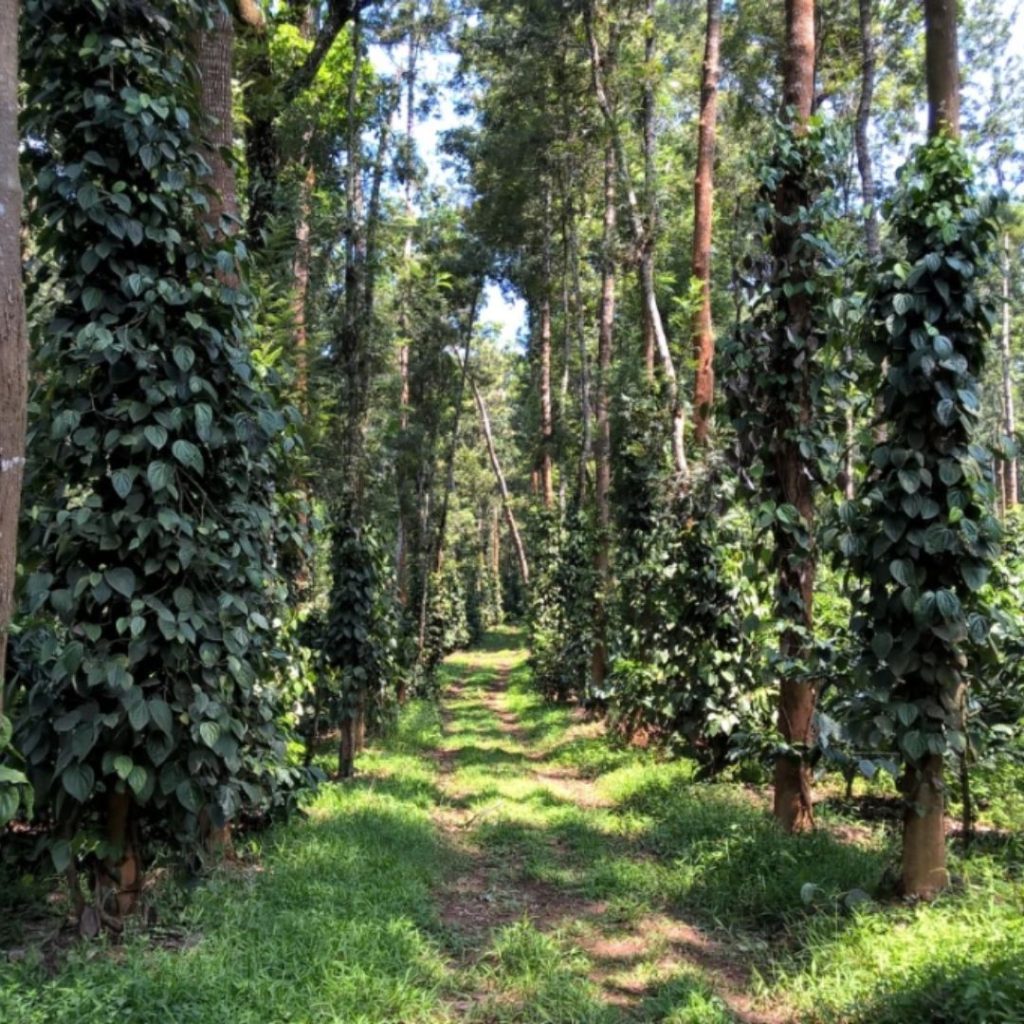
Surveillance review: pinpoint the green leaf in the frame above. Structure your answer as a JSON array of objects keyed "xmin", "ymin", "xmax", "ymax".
[
  {"xmin": 897, "ymin": 468, "xmax": 921, "ymax": 494},
  {"xmin": 147, "ymin": 460, "xmax": 172, "ymax": 491},
  {"xmin": 172, "ymin": 439, "xmax": 204, "ymax": 474},
  {"xmin": 173, "ymin": 346, "xmax": 195, "ymax": 372},
  {"xmin": 144, "ymin": 424, "xmax": 168, "ymax": 450},
  {"xmin": 199, "ymin": 721, "xmax": 220, "ymax": 748},
  {"xmin": 871, "ymin": 632, "xmax": 893, "ymax": 661},
  {"xmin": 902, "ymin": 730, "xmax": 927, "ymax": 761},
  {"xmin": 113, "ymin": 755, "xmax": 134, "ymax": 780},
  {"xmin": 50, "ymin": 839, "xmax": 72, "ymax": 873},
  {"xmin": 935, "ymin": 589, "xmax": 961, "ymax": 620},
  {"xmin": 110, "ymin": 467, "xmax": 135, "ymax": 499},
  {"xmin": 889, "ymin": 560, "xmax": 915, "ymax": 587},
  {"xmin": 105, "ymin": 567, "xmax": 136, "ymax": 598},
  {"xmin": 127, "ymin": 765, "xmax": 149, "ymax": 796},
  {"xmin": 62, "ymin": 763, "xmax": 94, "ymax": 803},
  {"xmin": 148, "ymin": 699, "xmax": 174, "ymax": 737},
  {"xmin": 961, "ymin": 563, "xmax": 989, "ymax": 592}
]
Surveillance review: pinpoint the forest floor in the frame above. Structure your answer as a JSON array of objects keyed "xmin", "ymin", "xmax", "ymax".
[{"xmin": 2, "ymin": 628, "xmax": 1023, "ymax": 1024}]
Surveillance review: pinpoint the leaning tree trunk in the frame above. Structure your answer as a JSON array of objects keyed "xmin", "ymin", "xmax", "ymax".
[
  {"xmin": 899, "ymin": 0, "xmax": 963, "ymax": 899},
  {"xmin": 0, "ymin": 0, "xmax": 28, "ymax": 715},
  {"xmin": 691, "ymin": 0, "xmax": 722, "ymax": 447},
  {"xmin": 772, "ymin": 0, "xmax": 818, "ymax": 835},
  {"xmin": 471, "ymin": 377, "xmax": 530, "ymax": 587}
]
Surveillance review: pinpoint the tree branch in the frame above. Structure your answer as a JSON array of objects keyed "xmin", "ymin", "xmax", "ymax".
[{"xmin": 282, "ymin": 0, "xmax": 368, "ymax": 104}]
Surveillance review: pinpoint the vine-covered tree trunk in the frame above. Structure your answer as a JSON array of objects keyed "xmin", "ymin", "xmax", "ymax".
[
  {"xmin": 591, "ymin": 138, "xmax": 617, "ymax": 693},
  {"xmin": 1000, "ymin": 232, "xmax": 1018, "ymax": 510},
  {"xmin": 772, "ymin": 0, "xmax": 817, "ymax": 835},
  {"xmin": 691, "ymin": 0, "xmax": 722, "ymax": 447},
  {"xmin": 899, "ymin": 0, "xmax": 963, "ymax": 899},
  {"xmin": 195, "ymin": 7, "xmax": 241, "ymax": 858},
  {"xmin": 0, "ymin": 0, "xmax": 27, "ymax": 711},
  {"xmin": 539, "ymin": 197, "xmax": 555, "ymax": 511}
]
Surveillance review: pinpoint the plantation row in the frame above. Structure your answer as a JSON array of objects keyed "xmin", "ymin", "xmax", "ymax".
[{"xmin": 0, "ymin": 0, "xmax": 1021, "ymax": 958}]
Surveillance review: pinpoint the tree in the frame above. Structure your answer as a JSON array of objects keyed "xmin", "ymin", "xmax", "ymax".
[
  {"xmin": 842, "ymin": 0, "xmax": 1002, "ymax": 899},
  {"xmin": 770, "ymin": 0, "xmax": 819, "ymax": 834},
  {"xmin": 691, "ymin": 0, "xmax": 723, "ymax": 446},
  {"xmin": 0, "ymin": 0, "xmax": 27, "ymax": 706},
  {"xmin": 18, "ymin": 0, "xmax": 301, "ymax": 924}
]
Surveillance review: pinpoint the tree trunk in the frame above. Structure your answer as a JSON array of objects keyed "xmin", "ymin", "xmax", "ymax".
[
  {"xmin": 396, "ymin": 27, "xmax": 419, "ymax": 605},
  {"xmin": 471, "ymin": 377, "xmax": 530, "ymax": 587},
  {"xmin": 848, "ymin": 0, "xmax": 880, "ymax": 495},
  {"xmin": 854, "ymin": 0, "xmax": 880, "ymax": 258},
  {"xmin": 194, "ymin": 10, "xmax": 240, "ymax": 856},
  {"xmin": 591, "ymin": 138, "xmax": 617, "ymax": 694},
  {"xmin": 585, "ymin": 2, "xmax": 687, "ymax": 485},
  {"xmin": 901, "ymin": 756, "xmax": 950, "ymax": 896},
  {"xmin": 898, "ymin": 0, "xmax": 963, "ymax": 899},
  {"xmin": 1000, "ymin": 232, "xmax": 1018, "ymax": 509},
  {"xmin": 0, "ymin": 0, "xmax": 27, "ymax": 714},
  {"xmin": 772, "ymin": 0, "xmax": 818, "ymax": 835},
  {"xmin": 539, "ymin": 189, "xmax": 555, "ymax": 510},
  {"xmin": 197, "ymin": 10, "xmax": 237, "ymax": 234},
  {"xmin": 640, "ymin": 0, "xmax": 657, "ymax": 381},
  {"xmin": 97, "ymin": 790, "xmax": 141, "ymax": 923},
  {"xmin": 924, "ymin": 0, "xmax": 960, "ymax": 138},
  {"xmin": 691, "ymin": 0, "xmax": 722, "ymax": 447},
  {"xmin": 293, "ymin": 162, "xmax": 314, "ymax": 401}
]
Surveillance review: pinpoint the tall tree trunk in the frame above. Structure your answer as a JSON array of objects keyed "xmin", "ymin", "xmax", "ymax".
[
  {"xmin": 396, "ymin": 27, "xmax": 419, "ymax": 604},
  {"xmin": 197, "ymin": 9, "xmax": 239, "ymax": 275},
  {"xmin": 539, "ymin": 189, "xmax": 555, "ymax": 510},
  {"xmin": 691, "ymin": 0, "xmax": 722, "ymax": 447},
  {"xmin": 772, "ymin": 0, "xmax": 818, "ymax": 835},
  {"xmin": 854, "ymin": 0, "xmax": 879, "ymax": 258},
  {"xmin": 848, "ymin": 0, "xmax": 880, "ymax": 495},
  {"xmin": 924, "ymin": 0, "xmax": 960, "ymax": 138},
  {"xmin": 900, "ymin": 0, "xmax": 963, "ymax": 899},
  {"xmin": 1000, "ymin": 232, "xmax": 1018, "ymax": 510},
  {"xmin": 0, "ymin": 0, "xmax": 27, "ymax": 717},
  {"xmin": 471, "ymin": 378, "xmax": 530, "ymax": 587},
  {"xmin": 591, "ymin": 138, "xmax": 617, "ymax": 694},
  {"xmin": 194, "ymin": 9, "xmax": 240, "ymax": 854},
  {"xmin": 640, "ymin": 0, "xmax": 657, "ymax": 381}
]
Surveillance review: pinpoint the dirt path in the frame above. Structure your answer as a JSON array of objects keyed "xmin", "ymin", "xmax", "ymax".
[{"xmin": 430, "ymin": 636, "xmax": 788, "ymax": 1024}]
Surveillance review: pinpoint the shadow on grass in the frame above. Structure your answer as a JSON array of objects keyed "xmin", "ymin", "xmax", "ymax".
[{"xmin": 0, "ymin": 781, "xmax": 457, "ymax": 1024}]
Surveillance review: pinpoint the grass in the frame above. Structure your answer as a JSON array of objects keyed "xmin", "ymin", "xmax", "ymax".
[{"xmin": 1, "ymin": 626, "xmax": 1021, "ymax": 1023}]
